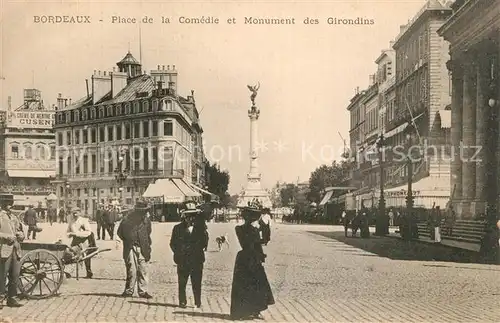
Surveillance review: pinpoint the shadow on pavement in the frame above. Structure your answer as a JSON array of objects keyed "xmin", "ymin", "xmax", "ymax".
[
  {"xmin": 423, "ymin": 264, "xmax": 500, "ymax": 272},
  {"xmin": 129, "ymin": 300, "xmax": 180, "ymax": 308},
  {"xmin": 172, "ymin": 311, "xmax": 231, "ymax": 320},
  {"xmin": 308, "ymin": 230, "xmax": 481, "ymax": 264},
  {"xmin": 80, "ymin": 292, "xmax": 125, "ymax": 297}
]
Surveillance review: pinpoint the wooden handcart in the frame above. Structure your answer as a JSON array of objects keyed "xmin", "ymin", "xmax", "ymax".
[{"xmin": 12, "ymin": 242, "xmax": 111, "ymax": 299}]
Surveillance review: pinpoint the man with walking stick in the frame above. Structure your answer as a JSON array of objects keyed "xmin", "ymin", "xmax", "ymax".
[{"xmin": 117, "ymin": 200, "xmax": 153, "ymax": 299}]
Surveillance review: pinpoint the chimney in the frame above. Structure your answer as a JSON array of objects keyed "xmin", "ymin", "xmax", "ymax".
[
  {"xmin": 111, "ymin": 70, "xmax": 127, "ymax": 98},
  {"xmin": 151, "ymin": 64, "xmax": 178, "ymax": 89},
  {"xmin": 168, "ymin": 81, "xmax": 176, "ymax": 95},
  {"xmin": 57, "ymin": 93, "xmax": 64, "ymax": 110},
  {"xmin": 92, "ymin": 70, "xmax": 112, "ymax": 104},
  {"xmin": 7, "ymin": 96, "xmax": 11, "ymax": 111},
  {"xmin": 64, "ymin": 99, "xmax": 68, "ymax": 107},
  {"xmin": 389, "ymin": 40, "xmax": 395, "ymax": 48},
  {"xmin": 400, "ymin": 25, "xmax": 406, "ymax": 33}
]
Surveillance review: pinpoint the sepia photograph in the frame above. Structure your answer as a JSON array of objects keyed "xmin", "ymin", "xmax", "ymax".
[{"xmin": 0, "ymin": 0, "xmax": 499, "ymax": 322}]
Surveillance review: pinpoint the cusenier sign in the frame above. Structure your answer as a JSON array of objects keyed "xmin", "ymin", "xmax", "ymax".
[{"xmin": 9, "ymin": 111, "xmax": 55, "ymax": 128}]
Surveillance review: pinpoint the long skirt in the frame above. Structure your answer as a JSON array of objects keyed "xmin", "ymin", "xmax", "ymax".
[{"xmin": 230, "ymin": 251, "xmax": 275, "ymax": 319}]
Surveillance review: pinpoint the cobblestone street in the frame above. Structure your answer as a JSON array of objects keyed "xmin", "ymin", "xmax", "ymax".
[{"xmin": 1, "ymin": 222, "xmax": 500, "ymax": 322}]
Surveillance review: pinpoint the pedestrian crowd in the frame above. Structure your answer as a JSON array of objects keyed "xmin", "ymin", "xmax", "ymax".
[{"xmin": 0, "ymin": 196, "xmax": 275, "ymax": 320}]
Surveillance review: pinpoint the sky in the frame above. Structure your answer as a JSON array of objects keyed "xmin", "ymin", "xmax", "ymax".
[{"xmin": 0, "ymin": 0, "xmax": 428, "ymax": 194}]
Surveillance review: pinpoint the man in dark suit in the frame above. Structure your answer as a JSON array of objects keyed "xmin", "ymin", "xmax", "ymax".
[
  {"xmin": 24, "ymin": 205, "xmax": 38, "ymax": 240},
  {"xmin": 170, "ymin": 202, "xmax": 209, "ymax": 308},
  {"xmin": 96, "ymin": 204, "xmax": 105, "ymax": 240}
]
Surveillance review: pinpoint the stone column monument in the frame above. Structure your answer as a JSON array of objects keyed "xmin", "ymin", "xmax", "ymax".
[{"xmin": 237, "ymin": 83, "xmax": 272, "ymax": 208}]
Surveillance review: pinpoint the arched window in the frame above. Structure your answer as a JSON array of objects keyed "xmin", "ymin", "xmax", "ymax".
[
  {"xmin": 11, "ymin": 144, "xmax": 19, "ymax": 159},
  {"xmin": 107, "ymin": 105, "xmax": 114, "ymax": 117},
  {"xmin": 36, "ymin": 145, "xmax": 46, "ymax": 159},
  {"xmin": 134, "ymin": 101, "xmax": 140, "ymax": 113},
  {"xmin": 152, "ymin": 100, "xmax": 158, "ymax": 112},
  {"xmin": 74, "ymin": 110, "xmax": 80, "ymax": 122},
  {"xmin": 24, "ymin": 145, "xmax": 32, "ymax": 159},
  {"xmin": 99, "ymin": 107, "xmax": 104, "ymax": 118},
  {"xmin": 90, "ymin": 108, "xmax": 96, "ymax": 119},
  {"xmin": 82, "ymin": 109, "xmax": 87, "ymax": 121},
  {"xmin": 125, "ymin": 103, "xmax": 131, "ymax": 114}
]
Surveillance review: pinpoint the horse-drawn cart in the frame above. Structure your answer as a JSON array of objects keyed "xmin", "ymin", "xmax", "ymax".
[{"xmin": 14, "ymin": 242, "xmax": 111, "ymax": 299}]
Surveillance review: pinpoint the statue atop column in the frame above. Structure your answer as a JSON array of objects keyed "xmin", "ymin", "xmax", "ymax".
[{"xmin": 247, "ymin": 82, "xmax": 260, "ymax": 106}]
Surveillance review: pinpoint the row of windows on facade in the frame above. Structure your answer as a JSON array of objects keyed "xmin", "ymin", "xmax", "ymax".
[
  {"xmin": 59, "ymin": 186, "xmax": 136, "ymax": 198},
  {"xmin": 56, "ymin": 98, "xmax": 179, "ymax": 124},
  {"xmin": 10, "ymin": 145, "xmax": 56, "ymax": 159},
  {"xmin": 57, "ymin": 146, "xmax": 185, "ymax": 175},
  {"xmin": 396, "ymin": 27, "xmax": 429, "ymax": 80},
  {"xmin": 57, "ymin": 120, "xmax": 175, "ymax": 146},
  {"xmin": 361, "ymin": 163, "xmax": 411, "ymax": 189}
]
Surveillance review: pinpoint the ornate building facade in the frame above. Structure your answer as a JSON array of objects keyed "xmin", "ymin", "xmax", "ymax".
[
  {"xmin": 0, "ymin": 89, "xmax": 56, "ymax": 207},
  {"xmin": 344, "ymin": 0, "xmax": 455, "ymax": 210},
  {"xmin": 438, "ymin": 0, "xmax": 500, "ymax": 217},
  {"xmin": 53, "ymin": 52, "xmax": 206, "ymax": 216}
]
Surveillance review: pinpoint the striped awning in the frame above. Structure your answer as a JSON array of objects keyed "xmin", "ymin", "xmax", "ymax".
[{"xmin": 319, "ymin": 190, "xmax": 333, "ymax": 206}]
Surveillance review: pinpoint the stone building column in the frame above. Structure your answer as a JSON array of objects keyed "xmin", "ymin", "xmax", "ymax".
[
  {"xmin": 475, "ymin": 57, "xmax": 489, "ymax": 210},
  {"xmin": 450, "ymin": 58, "xmax": 464, "ymax": 200},
  {"xmin": 462, "ymin": 61, "xmax": 477, "ymax": 205}
]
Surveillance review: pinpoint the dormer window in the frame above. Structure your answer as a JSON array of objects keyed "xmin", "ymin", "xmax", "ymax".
[
  {"xmin": 125, "ymin": 103, "xmax": 131, "ymax": 114},
  {"xmin": 107, "ymin": 105, "xmax": 114, "ymax": 117},
  {"xmin": 166, "ymin": 100, "xmax": 173, "ymax": 111},
  {"xmin": 115, "ymin": 104, "xmax": 122, "ymax": 116},
  {"xmin": 90, "ymin": 107, "xmax": 96, "ymax": 119},
  {"xmin": 74, "ymin": 110, "xmax": 80, "ymax": 122},
  {"xmin": 98, "ymin": 107, "xmax": 104, "ymax": 118},
  {"xmin": 152, "ymin": 100, "xmax": 158, "ymax": 112},
  {"xmin": 65, "ymin": 112, "xmax": 71, "ymax": 122},
  {"xmin": 82, "ymin": 109, "xmax": 87, "ymax": 121},
  {"xmin": 145, "ymin": 100, "xmax": 152, "ymax": 112},
  {"xmin": 134, "ymin": 101, "xmax": 140, "ymax": 113}
]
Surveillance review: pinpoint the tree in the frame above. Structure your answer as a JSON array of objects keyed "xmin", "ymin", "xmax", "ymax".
[
  {"xmin": 205, "ymin": 161, "xmax": 230, "ymax": 203},
  {"xmin": 280, "ymin": 184, "xmax": 298, "ymax": 207},
  {"xmin": 308, "ymin": 160, "xmax": 352, "ymax": 203}
]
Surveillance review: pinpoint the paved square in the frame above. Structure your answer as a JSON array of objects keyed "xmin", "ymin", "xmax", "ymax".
[{"xmin": 1, "ymin": 222, "xmax": 499, "ymax": 322}]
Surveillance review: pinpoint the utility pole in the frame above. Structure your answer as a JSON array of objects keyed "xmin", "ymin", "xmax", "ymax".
[{"xmin": 375, "ymin": 133, "xmax": 388, "ymax": 236}]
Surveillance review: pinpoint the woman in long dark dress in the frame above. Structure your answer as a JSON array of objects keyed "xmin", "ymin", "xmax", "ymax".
[{"xmin": 230, "ymin": 206, "xmax": 275, "ymax": 320}]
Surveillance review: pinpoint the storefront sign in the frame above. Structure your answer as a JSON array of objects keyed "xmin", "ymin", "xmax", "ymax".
[{"xmin": 8, "ymin": 111, "xmax": 55, "ymax": 129}]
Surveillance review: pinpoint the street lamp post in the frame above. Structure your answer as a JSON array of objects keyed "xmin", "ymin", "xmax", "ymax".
[
  {"xmin": 375, "ymin": 133, "xmax": 387, "ymax": 236},
  {"xmin": 403, "ymin": 122, "xmax": 415, "ymax": 241},
  {"xmin": 115, "ymin": 153, "xmax": 128, "ymax": 206},
  {"xmin": 64, "ymin": 180, "xmax": 70, "ymax": 214}
]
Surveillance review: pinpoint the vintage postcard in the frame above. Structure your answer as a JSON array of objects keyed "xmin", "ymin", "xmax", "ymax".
[{"xmin": 0, "ymin": 0, "xmax": 499, "ymax": 322}]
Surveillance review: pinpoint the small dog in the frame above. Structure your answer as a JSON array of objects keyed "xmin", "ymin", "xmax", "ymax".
[{"xmin": 215, "ymin": 234, "xmax": 230, "ymax": 251}]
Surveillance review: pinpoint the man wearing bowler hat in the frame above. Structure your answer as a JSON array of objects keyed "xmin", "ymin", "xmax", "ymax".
[
  {"xmin": 170, "ymin": 201, "xmax": 209, "ymax": 308},
  {"xmin": 117, "ymin": 199, "xmax": 153, "ymax": 298}
]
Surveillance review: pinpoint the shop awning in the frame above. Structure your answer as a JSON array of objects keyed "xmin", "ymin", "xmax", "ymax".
[
  {"xmin": 319, "ymin": 190, "xmax": 333, "ymax": 206},
  {"xmin": 7, "ymin": 170, "xmax": 55, "ymax": 178},
  {"xmin": 142, "ymin": 179, "xmax": 185, "ymax": 203},
  {"xmin": 190, "ymin": 184, "xmax": 220, "ymax": 202},
  {"xmin": 171, "ymin": 179, "xmax": 201, "ymax": 198},
  {"xmin": 437, "ymin": 110, "xmax": 451, "ymax": 128}
]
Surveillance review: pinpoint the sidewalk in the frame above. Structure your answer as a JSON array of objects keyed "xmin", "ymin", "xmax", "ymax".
[{"xmin": 386, "ymin": 229, "xmax": 481, "ymax": 252}]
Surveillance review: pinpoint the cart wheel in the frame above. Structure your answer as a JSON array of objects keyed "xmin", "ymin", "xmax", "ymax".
[{"xmin": 18, "ymin": 249, "xmax": 64, "ymax": 299}]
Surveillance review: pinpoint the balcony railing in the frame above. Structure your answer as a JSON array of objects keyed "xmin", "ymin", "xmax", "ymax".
[{"xmin": 54, "ymin": 169, "xmax": 185, "ymax": 180}]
